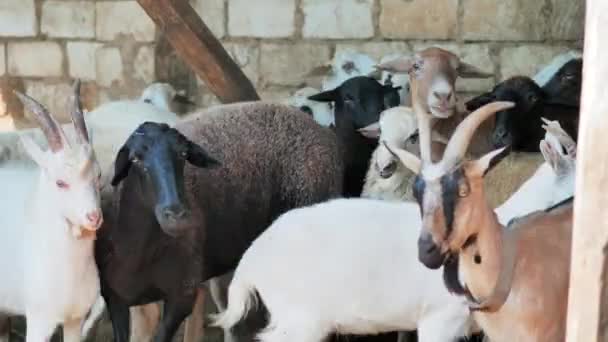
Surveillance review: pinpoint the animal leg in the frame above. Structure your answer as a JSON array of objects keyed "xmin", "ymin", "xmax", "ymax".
[
  {"xmin": 130, "ymin": 303, "xmax": 161, "ymax": 342},
  {"xmin": 62, "ymin": 317, "xmax": 83, "ymax": 342},
  {"xmin": 0, "ymin": 315, "xmax": 11, "ymax": 342},
  {"xmin": 397, "ymin": 331, "xmax": 418, "ymax": 342},
  {"xmin": 183, "ymin": 288, "xmax": 206, "ymax": 342},
  {"xmin": 153, "ymin": 296, "xmax": 195, "ymax": 342},
  {"xmin": 25, "ymin": 315, "xmax": 57, "ymax": 342},
  {"xmin": 417, "ymin": 313, "xmax": 470, "ymax": 342},
  {"xmin": 101, "ymin": 285, "xmax": 131, "ymax": 342},
  {"xmin": 208, "ymin": 273, "xmax": 237, "ymax": 342}
]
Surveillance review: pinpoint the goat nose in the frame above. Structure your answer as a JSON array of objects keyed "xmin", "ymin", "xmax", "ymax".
[
  {"xmin": 86, "ymin": 210, "xmax": 102, "ymax": 226},
  {"xmin": 163, "ymin": 206, "xmax": 187, "ymax": 221},
  {"xmin": 433, "ymin": 91, "xmax": 452, "ymax": 102}
]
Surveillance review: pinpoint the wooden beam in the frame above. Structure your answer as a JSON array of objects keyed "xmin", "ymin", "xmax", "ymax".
[
  {"xmin": 137, "ymin": 0, "xmax": 259, "ymax": 103},
  {"xmin": 566, "ymin": 1, "xmax": 608, "ymax": 341}
]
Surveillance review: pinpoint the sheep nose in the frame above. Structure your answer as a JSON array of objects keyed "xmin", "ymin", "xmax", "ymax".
[
  {"xmin": 163, "ymin": 206, "xmax": 188, "ymax": 221},
  {"xmin": 86, "ymin": 210, "xmax": 102, "ymax": 227}
]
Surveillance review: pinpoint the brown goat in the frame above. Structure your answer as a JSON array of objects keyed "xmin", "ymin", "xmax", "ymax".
[{"xmin": 387, "ymin": 102, "xmax": 573, "ymax": 342}]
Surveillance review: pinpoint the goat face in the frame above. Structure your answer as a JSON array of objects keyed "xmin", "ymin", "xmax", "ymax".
[
  {"xmin": 467, "ymin": 77, "xmax": 546, "ymax": 151},
  {"xmin": 376, "ymin": 47, "xmax": 493, "ymax": 119},
  {"xmin": 111, "ymin": 122, "xmax": 219, "ymax": 237},
  {"xmin": 308, "ymin": 76, "xmax": 401, "ymax": 129},
  {"xmin": 542, "ymin": 58, "xmax": 582, "ymax": 107}
]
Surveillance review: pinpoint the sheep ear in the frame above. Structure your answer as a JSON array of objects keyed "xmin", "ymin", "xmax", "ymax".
[
  {"xmin": 20, "ymin": 134, "xmax": 46, "ymax": 166},
  {"xmin": 308, "ymin": 89, "xmax": 338, "ymax": 103},
  {"xmin": 471, "ymin": 146, "xmax": 511, "ymax": 177},
  {"xmin": 111, "ymin": 146, "xmax": 132, "ymax": 186},
  {"xmin": 358, "ymin": 122, "xmax": 381, "ymax": 139},
  {"xmin": 458, "ymin": 62, "xmax": 493, "ymax": 78},
  {"xmin": 375, "ymin": 57, "xmax": 415, "ymax": 74},
  {"xmin": 187, "ymin": 143, "xmax": 220, "ymax": 168}
]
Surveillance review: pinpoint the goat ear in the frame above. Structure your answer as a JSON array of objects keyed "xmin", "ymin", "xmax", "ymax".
[
  {"xmin": 465, "ymin": 93, "xmax": 495, "ymax": 111},
  {"xmin": 20, "ymin": 134, "xmax": 46, "ymax": 166},
  {"xmin": 472, "ymin": 146, "xmax": 511, "ymax": 177},
  {"xmin": 111, "ymin": 146, "xmax": 132, "ymax": 186},
  {"xmin": 308, "ymin": 89, "xmax": 338, "ymax": 103},
  {"xmin": 358, "ymin": 122, "xmax": 381, "ymax": 139},
  {"xmin": 458, "ymin": 62, "xmax": 493, "ymax": 79},
  {"xmin": 187, "ymin": 143, "xmax": 220, "ymax": 168},
  {"xmin": 375, "ymin": 57, "xmax": 415, "ymax": 74}
]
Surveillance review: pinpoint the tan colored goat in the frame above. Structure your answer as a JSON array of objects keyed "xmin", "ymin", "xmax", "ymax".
[{"xmin": 387, "ymin": 101, "xmax": 573, "ymax": 342}]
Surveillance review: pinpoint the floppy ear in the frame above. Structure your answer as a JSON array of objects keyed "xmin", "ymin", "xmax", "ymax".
[
  {"xmin": 187, "ymin": 142, "xmax": 220, "ymax": 168},
  {"xmin": 358, "ymin": 122, "xmax": 381, "ymax": 139},
  {"xmin": 308, "ymin": 89, "xmax": 338, "ymax": 103},
  {"xmin": 20, "ymin": 134, "xmax": 46, "ymax": 167},
  {"xmin": 465, "ymin": 93, "xmax": 495, "ymax": 111},
  {"xmin": 471, "ymin": 146, "xmax": 511, "ymax": 177},
  {"xmin": 375, "ymin": 57, "xmax": 415, "ymax": 74},
  {"xmin": 458, "ymin": 62, "xmax": 494, "ymax": 78},
  {"xmin": 111, "ymin": 146, "xmax": 132, "ymax": 186}
]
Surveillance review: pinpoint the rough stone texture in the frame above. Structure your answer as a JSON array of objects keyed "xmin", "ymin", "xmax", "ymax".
[
  {"xmin": 302, "ymin": 0, "xmax": 374, "ymax": 39},
  {"xmin": 462, "ymin": 0, "xmax": 547, "ymax": 41},
  {"xmin": 96, "ymin": 1, "xmax": 156, "ymax": 42},
  {"xmin": 335, "ymin": 41, "xmax": 411, "ymax": 61},
  {"xmin": 412, "ymin": 42, "xmax": 496, "ymax": 92},
  {"xmin": 550, "ymin": 0, "xmax": 585, "ymax": 40},
  {"xmin": 7, "ymin": 42, "xmax": 63, "ymax": 77},
  {"xmin": 0, "ymin": 0, "xmax": 36, "ymax": 37},
  {"xmin": 260, "ymin": 43, "xmax": 331, "ymax": 87},
  {"xmin": 224, "ymin": 42, "xmax": 260, "ymax": 85},
  {"xmin": 499, "ymin": 45, "xmax": 571, "ymax": 80},
  {"xmin": 228, "ymin": 0, "xmax": 296, "ymax": 38},
  {"xmin": 67, "ymin": 42, "xmax": 102, "ymax": 80},
  {"xmin": 22, "ymin": 81, "xmax": 98, "ymax": 124},
  {"xmin": 134, "ymin": 45, "xmax": 156, "ymax": 84},
  {"xmin": 0, "ymin": 44, "xmax": 5, "ymax": 76},
  {"xmin": 41, "ymin": 1, "xmax": 95, "ymax": 38},
  {"xmin": 380, "ymin": 0, "xmax": 458, "ymax": 39},
  {"xmin": 191, "ymin": 0, "xmax": 225, "ymax": 39},
  {"xmin": 259, "ymin": 87, "xmax": 294, "ymax": 102},
  {"xmin": 96, "ymin": 47, "xmax": 124, "ymax": 87}
]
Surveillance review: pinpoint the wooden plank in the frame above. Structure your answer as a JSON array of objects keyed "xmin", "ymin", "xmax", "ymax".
[
  {"xmin": 137, "ymin": 0, "xmax": 259, "ymax": 103},
  {"xmin": 565, "ymin": 1, "xmax": 608, "ymax": 341}
]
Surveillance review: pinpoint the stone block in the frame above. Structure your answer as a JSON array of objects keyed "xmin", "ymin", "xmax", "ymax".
[
  {"xmin": 0, "ymin": 0, "xmax": 36, "ymax": 37},
  {"xmin": 228, "ymin": 0, "xmax": 295, "ymax": 38},
  {"xmin": 8, "ymin": 42, "xmax": 64, "ymax": 77},
  {"xmin": 96, "ymin": 47, "xmax": 124, "ymax": 87},
  {"xmin": 500, "ymin": 45, "xmax": 571, "ymax": 80},
  {"xmin": 335, "ymin": 41, "xmax": 411, "ymax": 62},
  {"xmin": 96, "ymin": 1, "xmax": 156, "ymax": 42},
  {"xmin": 260, "ymin": 43, "xmax": 331, "ymax": 87},
  {"xmin": 0, "ymin": 44, "xmax": 5, "ymax": 76},
  {"xmin": 550, "ymin": 0, "xmax": 585, "ymax": 40},
  {"xmin": 191, "ymin": 0, "xmax": 225, "ymax": 38},
  {"xmin": 224, "ymin": 42, "xmax": 259, "ymax": 85},
  {"xmin": 302, "ymin": 0, "xmax": 374, "ymax": 39},
  {"xmin": 380, "ymin": 0, "xmax": 458, "ymax": 39},
  {"xmin": 134, "ymin": 45, "xmax": 155, "ymax": 84},
  {"xmin": 67, "ymin": 42, "xmax": 102, "ymax": 80},
  {"xmin": 23, "ymin": 81, "xmax": 98, "ymax": 124},
  {"xmin": 41, "ymin": 1, "xmax": 95, "ymax": 38}
]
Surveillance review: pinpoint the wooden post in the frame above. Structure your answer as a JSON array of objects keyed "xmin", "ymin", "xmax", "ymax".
[
  {"xmin": 565, "ymin": 1, "xmax": 608, "ymax": 341},
  {"xmin": 137, "ymin": 0, "xmax": 259, "ymax": 103}
]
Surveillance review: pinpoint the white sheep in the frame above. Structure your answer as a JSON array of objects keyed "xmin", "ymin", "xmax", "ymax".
[
  {"xmin": 0, "ymin": 84, "xmax": 103, "ymax": 341},
  {"xmin": 283, "ymin": 87, "xmax": 334, "ymax": 127},
  {"xmin": 211, "ymin": 118, "xmax": 577, "ymax": 342},
  {"xmin": 321, "ymin": 50, "xmax": 377, "ymax": 91}
]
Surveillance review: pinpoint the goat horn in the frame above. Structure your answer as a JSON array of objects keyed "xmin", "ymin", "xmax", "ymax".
[
  {"xmin": 441, "ymin": 101, "xmax": 515, "ymax": 169},
  {"xmin": 382, "ymin": 140, "xmax": 421, "ymax": 174},
  {"xmin": 14, "ymin": 91, "xmax": 65, "ymax": 152},
  {"xmin": 467, "ymin": 229, "xmax": 518, "ymax": 313},
  {"xmin": 541, "ymin": 118, "xmax": 576, "ymax": 157},
  {"xmin": 69, "ymin": 79, "xmax": 90, "ymax": 145}
]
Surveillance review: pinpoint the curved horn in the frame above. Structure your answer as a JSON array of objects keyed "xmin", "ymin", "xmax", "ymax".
[
  {"xmin": 383, "ymin": 140, "xmax": 421, "ymax": 174},
  {"xmin": 13, "ymin": 91, "xmax": 65, "ymax": 152},
  {"xmin": 441, "ymin": 101, "xmax": 515, "ymax": 168},
  {"xmin": 69, "ymin": 79, "xmax": 90, "ymax": 144},
  {"xmin": 541, "ymin": 118, "xmax": 576, "ymax": 157}
]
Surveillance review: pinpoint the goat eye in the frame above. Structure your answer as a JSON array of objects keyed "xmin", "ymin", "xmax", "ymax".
[
  {"xmin": 528, "ymin": 94, "xmax": 538, "ymax": 103},
  {"xmin": 56, "ymin": 180, "xmax": 69, "ymax": 189}
]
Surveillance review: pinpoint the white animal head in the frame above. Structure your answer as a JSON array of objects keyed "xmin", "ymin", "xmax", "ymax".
[
  {"xmin": 284, "ymin": 87, "xmax": 335, "ymax": 127},
  {"xmin": 359, "ymin": 106, "xmax": 418, "ymax": 178},
  {"xmin": 320, "ymin": 50, "xmax": 377, "ymax": 91},
  {"xmin": 380, "ymin": 54, "xmax": 412, "ymax": 107},
  {"xmin": 139, "ymin": 82, "xmax": 194, "ymax": 113},
  {"xmin": 15, "ymin": 81, "xmax": 103, "ymax": 238}
]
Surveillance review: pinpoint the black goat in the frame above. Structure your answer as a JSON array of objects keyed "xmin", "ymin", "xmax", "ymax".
[
  {"xmin": 96, "ymin": 102, "xmax": 343, "ymax": 342},
  {"xmin": 542, "ymin": 58, "xmax": 582, "ymax": 107},
  {"xmin": 309, "ymin": 76, "xmax": 401, "ymax": 197},
  {"xmin": 465, "ymin": 76, "xmax": 579, "ymax": 152}
]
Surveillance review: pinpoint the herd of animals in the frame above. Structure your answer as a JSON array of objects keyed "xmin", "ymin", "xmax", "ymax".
[{"xmin": 0, "ymin": 45, "xmax": 583, "ymax": 342}]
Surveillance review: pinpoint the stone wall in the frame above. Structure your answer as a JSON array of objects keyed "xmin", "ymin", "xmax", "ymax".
[{"xmin": 0, "ymin": 0, "xmax": 585, "ymax": 130}]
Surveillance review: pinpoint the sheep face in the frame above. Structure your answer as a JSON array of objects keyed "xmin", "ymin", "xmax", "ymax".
[
  {"xmin": 111, "ymin": 122, "xmax": 219, "ymax": 237},
  {"xmin": 376, "ymin": 47, "xmax": 493, "ymax": 119},
  {"xmin": 308, "ymin": 76, "xmax": 401, "ymax": 129},
  {"xmin": 542, "ymin": 58, "xmax": 582, "ymax": 106},
  {"xmin": 467, "ymin": 77, "xmax": 546, "ymax": 151},
  {"xmin": 15, "ymin": 81, "xmax": 103, "ymax": 236}
]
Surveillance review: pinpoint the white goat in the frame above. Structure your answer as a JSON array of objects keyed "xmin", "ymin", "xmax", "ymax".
[
  {"xmin": 532, "ymin": 50, "xmax": 582, "ymax": 87},
  {"xmin": 283, "ymin": 87, "xmax": 334, "ymax": 127},
  {"xmin": 0, "ymin": 83, "xmax": 103, "ymax": 341},
  {"xmin": 212, "ymin": 118, "xmax": 577, "ymax": 342}
]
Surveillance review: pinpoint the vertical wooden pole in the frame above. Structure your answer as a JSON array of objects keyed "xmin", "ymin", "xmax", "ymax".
[
  {"xmin": 565, "ymin": 1, "xmax": 608, "ymax": 341},
  {"xmin": 137, "ymin": 0, "xmax": 259, "ymax": 103}
]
